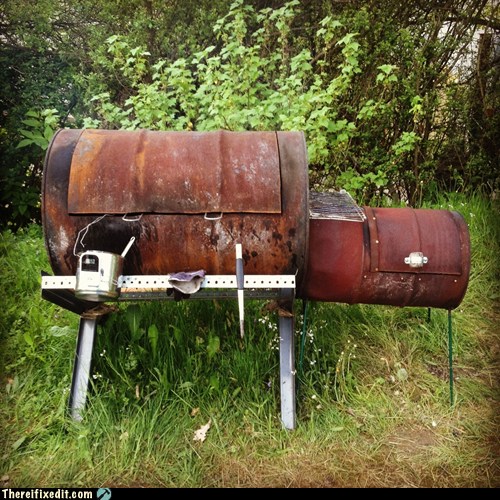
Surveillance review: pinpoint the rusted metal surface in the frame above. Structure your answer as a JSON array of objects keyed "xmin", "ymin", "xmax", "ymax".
[
  {"xmin": 301, "ymin": 207, "xmax": 470, "ymax": 309},
  {"xmin": 365, "ymin": 207, "xmax": 464, "ymax": 275},
  {"xmin": 43, "ymin": 129, "xmax": 470, "ymax": 309},
  {"xmin": 42, "ymin": 129, "xmax": 309, "ymax": 287},
  {"xmin": 68, "ymin": 129, "xmax": 282, "ymax": 214}
]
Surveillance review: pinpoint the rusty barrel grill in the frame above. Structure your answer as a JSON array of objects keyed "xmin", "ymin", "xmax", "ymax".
[
  {"xmin": 43, "ymin": 129, "xmax": 309, "ymax": 281},
  {"xmin": 41, "ymin": 129, "xmax": 470, "ymax": 429}
]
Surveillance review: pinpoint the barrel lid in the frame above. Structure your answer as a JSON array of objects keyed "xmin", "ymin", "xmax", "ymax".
[{"xmin": 67, "ymin": 129, "xmax": 282, "ymax": 214}]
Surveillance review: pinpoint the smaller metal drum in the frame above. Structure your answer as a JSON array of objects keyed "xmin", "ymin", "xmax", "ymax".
[{"xmin": 301, "ymin": 207, "xmax": 471, "ymax": 310}]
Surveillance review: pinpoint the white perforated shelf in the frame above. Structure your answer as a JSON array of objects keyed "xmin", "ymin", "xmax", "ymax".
[{"xmin": 42, "ymin": 274, "xmax": 296, "ymax": 291}]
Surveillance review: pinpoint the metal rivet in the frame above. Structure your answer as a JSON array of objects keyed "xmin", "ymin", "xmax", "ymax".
[
  {"xmin": 375, "ymin": 268, "xmax": 378, "ymax": 272},
  {"xmin": 376, "ymin": 240, "xmax": 379, "ymax": 244},
  {"xmin": 372, "ymin": 217, "xmax": 376, "ymax": 220},
  {"xmin": 363, "ymin": 275, "xmax": 367, "ymax": 279},
  {"xmin": 454, "ymin": 279, "xmax": 457, "ymax": 283}
]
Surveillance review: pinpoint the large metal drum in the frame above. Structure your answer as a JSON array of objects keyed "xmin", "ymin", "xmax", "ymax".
[
  {"xmin": 42, "ymin": 129, "xmax": 309, "ymax": 286},
  {"xmin": 301, "ymin": 207, "xmax": 470, "ymax": 309}
]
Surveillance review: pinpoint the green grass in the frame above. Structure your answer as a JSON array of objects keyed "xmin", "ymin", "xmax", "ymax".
[{"xmin": 0, "ymin": 192, "xmax": 498, "ymax": 487}]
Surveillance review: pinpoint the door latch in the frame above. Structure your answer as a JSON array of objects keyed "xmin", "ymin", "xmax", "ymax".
[{"xmin": 404, "ymin": 251, "xmax": 428, "ymax": 268}]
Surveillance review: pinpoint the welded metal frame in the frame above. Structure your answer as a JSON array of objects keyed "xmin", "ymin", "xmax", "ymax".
[{"xmin": 42, "ymin": 274, "xmax": 297, "ymax": 429}]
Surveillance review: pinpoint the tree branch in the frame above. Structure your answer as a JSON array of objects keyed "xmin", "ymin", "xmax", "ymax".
[{"xmin": 445, "ymin": 14, "xmax": 500, "ymax": 32}]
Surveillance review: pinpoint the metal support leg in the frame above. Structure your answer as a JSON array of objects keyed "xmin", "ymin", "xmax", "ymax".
[
  {"xmin": 68, "ymin": 317, "xmax": 97, "ymax": 421},
  {"xmin": 279, "ymin": 290, "xmax": 296, "ymax": 430}
]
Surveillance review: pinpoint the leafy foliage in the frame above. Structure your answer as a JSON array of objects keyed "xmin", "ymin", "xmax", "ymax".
[
  {"xmin": 17, "ymin": 109, "xmax": 59, "ymax": 150},
  {"xmin": 72, "ymin": 2, "xmax": 414, "ymax": 200},
  {"xmin": 0, "ymin": 0, "xmax": 498, "ymax": 227}
]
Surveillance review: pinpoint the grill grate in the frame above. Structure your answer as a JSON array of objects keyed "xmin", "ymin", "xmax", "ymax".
[{"xmin": 309, "ymin": 190, "xmax": 366, "ymax": 222}]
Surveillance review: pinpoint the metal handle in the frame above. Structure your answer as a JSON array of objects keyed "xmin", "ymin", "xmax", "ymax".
[
  {"xmin": 121, "ymin": 237, "xmax": 136, "ymax": 258},
  {"xmin": 204, "ymin": 212, "xmax": 223, "ymax": 221},
  {"xmin": 404, "ymin": 251, "xmax": 428, "ymax": 268}
]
